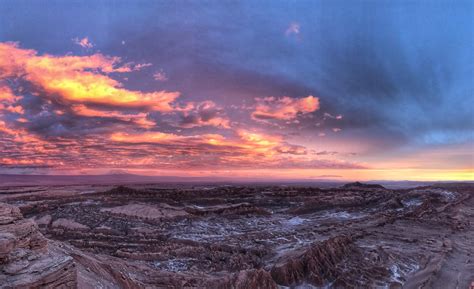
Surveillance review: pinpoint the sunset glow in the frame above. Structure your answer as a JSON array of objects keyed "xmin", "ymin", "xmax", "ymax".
[{"xmin": 0, "ymin": 2, "xmax": 472, "ymax": 181}]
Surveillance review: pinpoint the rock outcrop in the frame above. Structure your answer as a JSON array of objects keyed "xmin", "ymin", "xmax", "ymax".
[
  {"xmin": 0, "ymin": 202, "xmax": 77, "ymax": 288},
  {"xmin": 270, "ymin": 235, "xmax": 354, "ymax": 286},
  {"xmin": 213, "ymin": 268, "xmax": 278, "ymax": 289}
]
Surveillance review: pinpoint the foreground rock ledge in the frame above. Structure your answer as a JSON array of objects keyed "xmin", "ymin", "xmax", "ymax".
[{"xmin": 0, "ymin": 202, "xmax": 77, "ymax": 288}]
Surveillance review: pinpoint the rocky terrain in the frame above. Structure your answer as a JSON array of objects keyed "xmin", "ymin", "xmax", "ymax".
[
  {"xmin": 0, "ymin": 202, "xmax": 76, "ymax": 288},
  {"xmin": 0, "ymin": 182, "xmax": 472, "ymax": 288}
]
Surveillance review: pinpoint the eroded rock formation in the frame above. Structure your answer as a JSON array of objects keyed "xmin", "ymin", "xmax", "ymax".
[
  {"xmin": 0, "ymin": 202, "xmax": 76, "ymax": 288},
  {"xmin": 0, "ymin": 182, "xmax": 471, "ymax": 288},
  {"xmin": 270, "ymin": 235, "xmax": 354, "ymax": 286}
]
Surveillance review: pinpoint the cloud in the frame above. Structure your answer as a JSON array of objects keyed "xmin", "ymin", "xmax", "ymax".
[
  {"xmin": 0, "ymin": 85, "xmax": 17, "ymax": 102},
  {"xmin": 153, "ymin": 70, "xmax": 168, "ymax": 82},
  {"xmin": 0, "ymin": 42, "xmax": 365, "ymax": 173},
  {"xmin": 0, "ymin": 119, "xmax": 59, "ymax": 169},
  {"xmin": 315, "ymin": 175, "xmax": 342, "ymax": 178},
  {"xmin": 110, "ymin": 131, "xmax": 217, "ymax": 145},
  {"xmin": 324, "ymin": 112, "xmax": 343, "ymax": 120},
  {"xmin": 179, "ymin": 101, "xmax": 230, "ymax": 128},
  {"xmin": 315, "ymin": 151, "xmax": 338, "ymax": 156},
  {"xmin": 135, "ymin": 62, "xmax": 152, "ymax": 69},
  {"xmin": 0, "ymin": 120, "xmax": 17, "ymax": 135},
  {"xmin": 106, "ymin": 129, "xmax": 362, "ymax": 170},
  {"xmin": 73, "ymin": 37, "xmax": 94, "ymax": 49},
  {"xmin": 70, "ymin": 105, "xmax": 155, "ymax": 128},
  {"xmin": 0, "ymin": 85, "xmax": 23, "ymax": 114},
  {"xmin": 0, "ymin": 42, "xmax": 180, "ymax": 111},
  {"xmin": 252, "ymin": 95, "xmax": 319, "ymax": 121},
  {"xmin": 285, "ymin": 22, "xmax": 300, "ymax": 37}
]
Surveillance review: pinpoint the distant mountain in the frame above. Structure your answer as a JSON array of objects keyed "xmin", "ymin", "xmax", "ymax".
[
  {"xmin": 0, "ymin": 174, "xmax": 471, "ymax": 188},
  {"xmin": 0, "ymin": 174, "xmax": 226, "ymax": 187},
  {"xmin": 0, "ymin": 174, "xmax": 345, "ymax": 187},
  {"xmin": 341, "ymin": 182, "xmax": 386, "ymax": 189}
]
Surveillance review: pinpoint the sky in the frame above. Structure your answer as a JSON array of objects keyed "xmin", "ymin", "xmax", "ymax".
[{"xmin": 0, "ymin": 0, "xmax": 472, "ymax": 181}]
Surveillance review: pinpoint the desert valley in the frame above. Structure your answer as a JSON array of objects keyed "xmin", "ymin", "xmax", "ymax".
[{"xmin": 0, "ymin": 182, "xmax": 472, "ymax": 288}]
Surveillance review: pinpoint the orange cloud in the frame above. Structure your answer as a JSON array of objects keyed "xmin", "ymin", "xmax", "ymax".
[
  {"xmin": 252, "ymin": 95, "xmax": 320, "ymax": 121},
  {"xmin": 0, "ymin": 42, "xmax": 180, "ymax": 111},
  {"xmin": 0, "ymin": 120, "xmax": 45, "ymax": 144},
  {"xmin": 0, "ymin": 85, "xmax": 23, "ymax": 114},
  {"xmin": 0, "ymin": 120, "xmax": 16, "ymax": 135},
  {"xmin": 236, "ymin": 130, "xmax": 281, "ymax": 150},
  {"xmin": 106, "ymin": 128, "xmax": 334, "ymax": 170},
  {"xmin": 0, "ymin": 85, "xmax": 17, "ymax": 102}
]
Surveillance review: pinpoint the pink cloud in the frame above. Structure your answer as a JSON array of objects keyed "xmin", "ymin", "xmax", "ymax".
[
  {"xmin": 285, "ymin": 22, "xmax": 301, "ymax": 36},
  {"xmin": 252, "ymin": 95, "xmax": 320, "ymax": 121},
  {"xmin": 153, "ymin": 70, "xmax": 168, "ymax": 82},
  {"xmin": 73, "ymin": 37, "xmax": 94, "ymax": 49}
]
